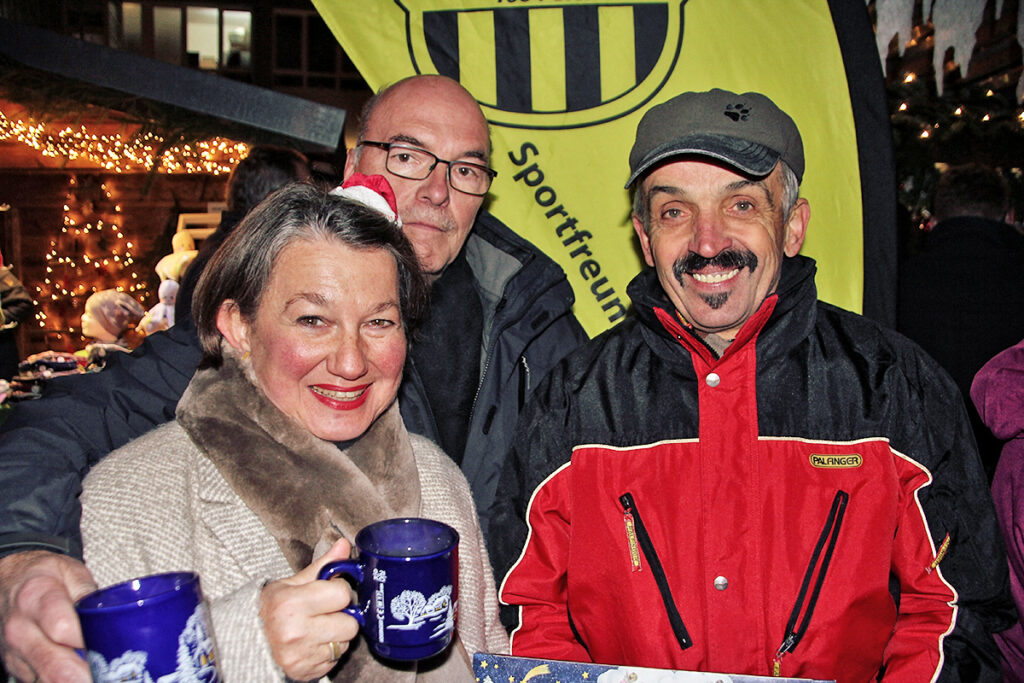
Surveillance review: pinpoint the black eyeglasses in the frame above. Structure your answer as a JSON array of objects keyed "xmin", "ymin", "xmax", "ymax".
[{"xmin": 358, "ymin": 141, "xmax": 497, "ymax": 196}]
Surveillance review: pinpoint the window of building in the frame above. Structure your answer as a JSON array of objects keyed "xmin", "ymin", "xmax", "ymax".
[
  {"xmin": 272, "ymin": 9, "xmax": 357, "ymax": 90},
  {"xmin": 221, "ymin": 10, "xmax": 251, "ymax": 70},
  {"xmin": 118, "ymin": 3, "xmax": 251, "ymax": 73},
  {"xmin": 153, "ymin": 6, "xmax": 182, "ymax": 65},
  {"xmin": 186, "ymin": 6, "xmax": 217, "ymax": 69},
  {"xmin": 64, "ymin": 2, "xmax": 108, "ymax": 45},
  {"xmin": 122, "ymin": 2, "xmax": 143, "ymax": 53},
  {"xmin": 184, "ymin": 6, "xmax": 251, "ymax": 71}
]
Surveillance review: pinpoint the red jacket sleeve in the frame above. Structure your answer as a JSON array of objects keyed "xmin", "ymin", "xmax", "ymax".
[
  {"xmin": 500, "ymin": 462, "xmax": 591, "ymax": 662},
  {"xmin": 880, "ymin": 452, "xmax": 959, "ymax": 679}
]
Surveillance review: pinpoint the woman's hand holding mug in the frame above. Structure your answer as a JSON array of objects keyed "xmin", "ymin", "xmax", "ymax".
[
  {"xmin": 262, "ymin": 517, "xmax": 460, "ymax": 679},
  {"xmin": 260, "ymin": 537, "xmax": 360, "ymax": 681}
]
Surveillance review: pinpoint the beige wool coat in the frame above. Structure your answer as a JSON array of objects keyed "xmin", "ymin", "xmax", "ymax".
[{"xmin": 81, "ymin": 353, "xmax": 508, "ymax": 682}]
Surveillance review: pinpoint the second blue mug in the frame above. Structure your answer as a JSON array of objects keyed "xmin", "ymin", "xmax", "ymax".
[{"xmin": 75, "ymin": 571, "xmax": 221, "ymax": 682}]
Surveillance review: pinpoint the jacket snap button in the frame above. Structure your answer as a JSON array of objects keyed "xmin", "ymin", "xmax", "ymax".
[
  {"xmin": 706, "ymin": 372, "xmax": 721, "ymax": 387},
  {"xmin": 714, "ymin": 575, "xmax": 728, "ymax": 591}
]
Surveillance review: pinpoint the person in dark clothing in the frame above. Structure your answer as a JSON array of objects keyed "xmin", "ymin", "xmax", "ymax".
[
  {"xmin": 898, "ymin": 163, "xmax": 1024, "ymax": 480},
  {"xmin": 0, "ymin": 75, "xmax": 585, "ymax": 683},
  {"xmin": 173, "ymin": 144, "xmax": 312, "ymax": 324},
  {"xmin": 0, "ymin": 264, "xmax": 32, "ymax": 381}
]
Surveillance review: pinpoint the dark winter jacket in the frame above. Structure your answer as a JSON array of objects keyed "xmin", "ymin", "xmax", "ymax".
[
  {"xmin": 898, "ymin": 216, "xmax": 1024, "ymax": 479},
  {"xmin": 492, "ymin": 255, "xmax": 1014, "ymax": 682},
  {"xmin": 0, "ymin": 211, "xmax": 585, "ymax": 559},
  {"xmin": 0, "ymin": 265, "xmax": 32, "ymax": 380},
  {"xmin": 400, "ymin": 212, "xmax": 586, "ymax": 534}
]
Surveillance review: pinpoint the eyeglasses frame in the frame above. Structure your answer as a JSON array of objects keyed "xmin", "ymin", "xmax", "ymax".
[{"xmin": 357, "ymin": 140, "xmax": 497, "ymax": 196}]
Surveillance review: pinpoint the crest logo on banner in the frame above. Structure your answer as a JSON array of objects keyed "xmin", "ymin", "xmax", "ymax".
[{"xmin": 396, "ymin": 0, "xmax": 685, "ymax": 129}]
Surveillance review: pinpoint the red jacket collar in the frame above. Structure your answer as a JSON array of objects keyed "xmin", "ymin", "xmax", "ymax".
[{"xmin": 653, "ymin": 294, "xmax": 779, "ymax": 366}]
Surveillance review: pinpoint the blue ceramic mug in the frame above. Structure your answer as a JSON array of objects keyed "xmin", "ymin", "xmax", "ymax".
[
  {"xmin": 75, "ymin": 571, "xmax": 221, "ymax": 683},
  {"xmin": 317, "ymin": 517, "xmax": 459, "ymax": 661}
]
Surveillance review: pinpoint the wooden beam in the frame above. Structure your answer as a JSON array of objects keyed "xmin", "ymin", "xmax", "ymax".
[{"xmin": 0, "ymin": 18, "xmax": 346, "ymax": 152}]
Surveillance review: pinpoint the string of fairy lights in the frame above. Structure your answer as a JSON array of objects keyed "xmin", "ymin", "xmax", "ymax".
[
  {"xmin": 0, "ymin": 108, "xmax": 248, "ymax": 174},
  {"xmin": 895, "ymin": 72, "xmax": 1024, "ymax": 139}
]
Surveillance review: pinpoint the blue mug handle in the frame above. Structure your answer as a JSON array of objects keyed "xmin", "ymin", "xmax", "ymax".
[{"xmin": 317, "ymin": 560, "xmax": 366, "ymax": 626}]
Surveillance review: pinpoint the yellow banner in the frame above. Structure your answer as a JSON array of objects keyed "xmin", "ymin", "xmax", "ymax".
[{"xmin": 314, "ymin": 0, "xmax": 863, "ymax": 338}]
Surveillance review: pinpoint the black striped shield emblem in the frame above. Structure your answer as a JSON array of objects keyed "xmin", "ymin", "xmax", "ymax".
[{"xmin": 395, "ymin": 0, "xmax": 685, "ymax": 129}]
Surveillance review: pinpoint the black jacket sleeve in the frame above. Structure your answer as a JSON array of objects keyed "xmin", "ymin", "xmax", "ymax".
[
  {"xmin": 0, "ymin": 320, "xmax": 202, "ymax": 559},
  {"xmin": 0, "ymin": 267, "xmax": 33, "ymax": 326}
]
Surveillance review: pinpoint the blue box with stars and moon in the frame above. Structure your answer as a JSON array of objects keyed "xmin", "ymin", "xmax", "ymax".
[{"xmin": 472, "ymin": 654, "xmax": 834, "ymax": 683}]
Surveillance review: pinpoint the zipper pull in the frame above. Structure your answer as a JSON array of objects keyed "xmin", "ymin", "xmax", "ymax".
[
  {"xmin": 773, "ymin": 633, "xmax": 796, "ymax": 677},
  {"xmin": 619, "ymin": 493, "xmax": 642, "ymax": 572},
  {"xmin": 623, "ymin": 511, "xmax": 642, "ymax": 572},
  {"xmin": 928, "ymin": 533, "xmax": 951, "ymax": 574}
]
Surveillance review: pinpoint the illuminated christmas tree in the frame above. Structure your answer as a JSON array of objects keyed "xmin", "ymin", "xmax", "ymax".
[{"xmin": 33, "ymin": 174, "xmax": 146, "ymax": 351}]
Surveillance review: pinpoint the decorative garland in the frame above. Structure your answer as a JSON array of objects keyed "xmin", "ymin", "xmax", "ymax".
[
  {"xmin": 0, "ymin": 109, "xmax": 248, "ymax": 175},
  {"xmin": 0, "ymin": 57, "xmax": 291, "ymax": 175}
]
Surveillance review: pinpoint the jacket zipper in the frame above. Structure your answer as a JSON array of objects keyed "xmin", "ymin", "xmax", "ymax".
[
  {"xmin": 619, "ymin": 492, "xmax": 693, "ymax": 650},
  {"xmin": 773, "ymin": 490, "xmax": 849, "ymax": 676},
  {"xmin": 470, "ymin": 258, "xmax": 565, "ymax": 436},
  {"xmin": 517, "ymin": 355, "xmax": 530, "ymax": 411},
  {"xmin": 467, "ymin": 286, "xmax": 507, "ymax": 437}
]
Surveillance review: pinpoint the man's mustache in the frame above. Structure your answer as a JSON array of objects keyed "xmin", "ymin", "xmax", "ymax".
[
  {"xmin": 400, "ymin": 206, "xmax": 458, "ymax": 233},
  {"xmin": 673, "ymin": 250, "xmax": 759, "ymax": 283}
]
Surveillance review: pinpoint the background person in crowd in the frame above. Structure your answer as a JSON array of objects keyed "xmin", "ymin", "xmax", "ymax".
[
  {"xmin": 80, "ymin": 179, "xmax": 506, "ymax": 681},
  {"xmin": 898, "ymin": 162, "xmax": 1024, "ymax": 480},
  {"xmin": 174, "ymin": 144, "xmax": 313, "ymax": 325},
  {"xmin": 972, "ymin": 336, "xmax": 1024, "ymax": 681},
  {"xmin": 0, "ymin": 259, "xmax": 32, "ymax": 381},
  {"xmin": 0, "ymin": 74, "xmax": 584, "ymax": 683},
  {"xmin": 491, "ymin": 88, "xmax": 1014, "ymax": 681}
]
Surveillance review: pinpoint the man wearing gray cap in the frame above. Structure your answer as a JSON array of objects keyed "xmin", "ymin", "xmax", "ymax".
[{"xmin": 489, "ymin": 88, "xmax": 1013, "ymax": 681}]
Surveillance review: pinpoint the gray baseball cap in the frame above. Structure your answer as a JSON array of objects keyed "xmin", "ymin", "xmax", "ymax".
[{"xmin": 625, "ymin": 88, "xmax": 804, "ymax": 188}]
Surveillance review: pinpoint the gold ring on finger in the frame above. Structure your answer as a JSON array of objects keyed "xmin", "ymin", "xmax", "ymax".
[{"xmin": 327, "ymin": 640, "xmax": 344, "ymax": 661}]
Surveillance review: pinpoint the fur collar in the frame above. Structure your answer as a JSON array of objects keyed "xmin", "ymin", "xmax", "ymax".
[{"xmin": 176, "ymin": 349, "xmax": 421, "ymax": 572}]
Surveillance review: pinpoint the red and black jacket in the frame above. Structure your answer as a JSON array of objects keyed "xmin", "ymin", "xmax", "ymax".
[{"xmin": 490, "ymin": 256, "xmax": 1014, "ymax": 682}]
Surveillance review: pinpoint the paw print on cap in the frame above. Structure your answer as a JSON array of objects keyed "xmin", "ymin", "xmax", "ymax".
[{"xmin": 724, "ymin": 103, "xmax": 750, "ymax": 122}]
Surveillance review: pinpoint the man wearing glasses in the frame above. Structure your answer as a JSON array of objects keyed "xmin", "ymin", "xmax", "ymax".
[
  {"xmin": 345, "ymin": 76, "xmax": 585, "ymax": 532},
  {"xmin": 0, "ymin": 75, "xmax": 585, "ymax": 683}
]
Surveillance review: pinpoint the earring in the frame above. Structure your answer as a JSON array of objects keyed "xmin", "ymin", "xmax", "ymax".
[{"xmin": 242, "ymin": 350, "xmax": 250, "ymax": 360}]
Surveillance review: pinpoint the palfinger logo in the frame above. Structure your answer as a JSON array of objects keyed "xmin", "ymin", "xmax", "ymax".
[
  {"xmin": 809, "ymin": 454, "xmax": 863, "ymax": 469},
  {"xmin": 396, "ymin": 0, "xmax": 684, "ymax": 129}
]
